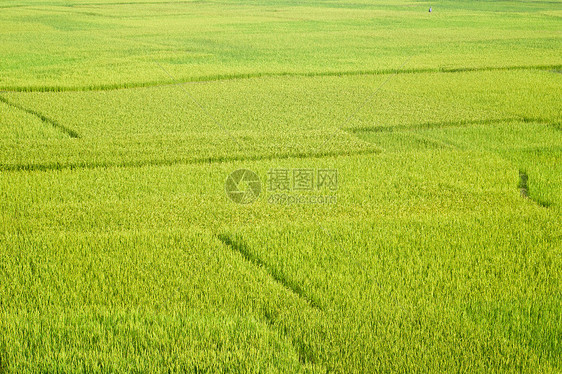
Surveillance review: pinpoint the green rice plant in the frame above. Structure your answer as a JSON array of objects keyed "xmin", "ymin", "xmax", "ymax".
[
  {"xmin": 3, "ymin": 148, "xmax": 559, "ymax": 371},
  {"xmin": 0, "ymin": 0, "xmax": 560, "ymax": 371},
  {"xmin": 0, "ymin": 100, "xmax": 67, "ymax": 141},
  {"xmin": 0, "ymin": 0, "xmax": 560, "ymax": 89},
  {"xmin": 1, "ymin": 70, "xmax": 559, "ymax": 171}
]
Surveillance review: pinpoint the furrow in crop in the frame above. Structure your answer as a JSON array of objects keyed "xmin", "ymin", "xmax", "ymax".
[
  {"xmin": 262, "ymin": 312, "xmax": 320, "ymax": 368},
  {"xmin": 347, "ymin": 117, "xmax": 555, "ymax": 134},
  {"xmin": 1, "ymin": 64, "xmax": 560, "ymax": 93},
  {"xmin": 0, "ymin": 148, "xmax": 381, "ymax": 173},
  {"xmin": 407, "ymin": 132, "xmax": 460, "ymax": 150},
  {"xmin": 217, "ymin": 233, "xmax": 323, "ymax": 366},
  {"xmin": 519, "ymin": 117, "xmax": 562, "ymax": 132},
  {"xmin": 0, "ymin": 95, "xmax": 79, "ymax": 138},
  {"xmin": 519, "ymin": 170, "xmax": 530, "ymax": 198},
  {"xmin": 217, "ymin": 234, "xmax": 323, "ymax": 312},
  {"xmin": 518, "ymin": 170, "xmax": 550, "ymax": 208}
]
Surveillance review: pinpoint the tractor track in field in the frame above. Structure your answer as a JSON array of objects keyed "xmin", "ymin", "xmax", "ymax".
[
  {"xmin": 218, "ymin": 233, "xmax": 324, "ymax": 366},
  {"xmin": 347, "ymin": 117, "xmax": 560, "ymax": 208},
  {"xmin": 1, "ymin": 64, "xmax": 560, "ymax": 93},
  {"xmin": 217, "ymin": 233, "xmax": 323, "ymax": 366},
  {"xmin": 0, "ymin": 147, "xmax": 380, "ymax": 173},
  {"xmin": 2, "ymin": 116, "xmax": 559, "ymax": 173},
  {"xmin": 346, "ymin": 117, "xmax": 562, "ymax": 151},
  {"xmin": 0, "ymin": 95, "xmax": 80, "ymax": 138},
  {"xmin": 217, "ymin": 234, "xmax": 323, "ymax": 311},
  {"xmin": 518, "ymin": 171, "xmax": 551, "ymax": 208},
  {"xmin": 519, "ymin": 171, "xmax": 530, "ymax": 198},
  {"xmin": 346, "ymin": 117, "xmax": 560, "ymax": 134}
]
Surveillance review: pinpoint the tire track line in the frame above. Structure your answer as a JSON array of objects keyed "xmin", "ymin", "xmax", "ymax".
[
  {"xmin": 2, "ymin": 64, "xmax": 560, "ymax": 93},
  {"xmin": 0, "ymin": 95, "xmax": 80, "ymax": 138},
  {"xmin": 346, "ymin": 117, "xmax": 559, "ymax": 134},
  {"xmin": 216, "ymin": 233, "xmax": 323, "ymax": 366},
  {"xmin": 0, "ymin": 147, "xmax": 381, "ymax": 173},
  {"xmin": 217, "ymin": 234, "xmax": 323, "ymax": 311}
]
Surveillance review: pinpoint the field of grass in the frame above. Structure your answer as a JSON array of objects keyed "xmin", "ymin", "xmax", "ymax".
[{"xmin": 1, "ymin": 0, "xmax": 561, "ymax": 372}]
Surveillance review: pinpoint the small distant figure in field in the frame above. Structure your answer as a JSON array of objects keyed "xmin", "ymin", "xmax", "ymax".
[{"xmin": 429, "ymin": 7, "xmax": 432, "ymax": 12}]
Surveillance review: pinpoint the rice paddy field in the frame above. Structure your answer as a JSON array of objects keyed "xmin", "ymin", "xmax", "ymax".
[{"xmin": 1, "ymin": 0, "xmax": 561, "ymax": 372}]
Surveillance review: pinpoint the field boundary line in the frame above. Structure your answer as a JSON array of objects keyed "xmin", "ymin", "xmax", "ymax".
[
  {"xmin": 217, "ymin": 234, "xmax": 323, "ymax": 311},
  {"xmin": 217, "ymin": 232, "xmax": 324, "ymax": 367},
  {"xmin": 0, "ymin": 148, "xmax": 381, "ymax": 173},
  {"xmin": 346, "ymin": 117, "xmax": 560, "ymax": 134},
  {"xmin": 0, "ymin": 95, "xmax": 80, "ymax": 138},
  {"xmin": 2, "ymin": 64, "xmax": 560, "ymax": 93}
]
